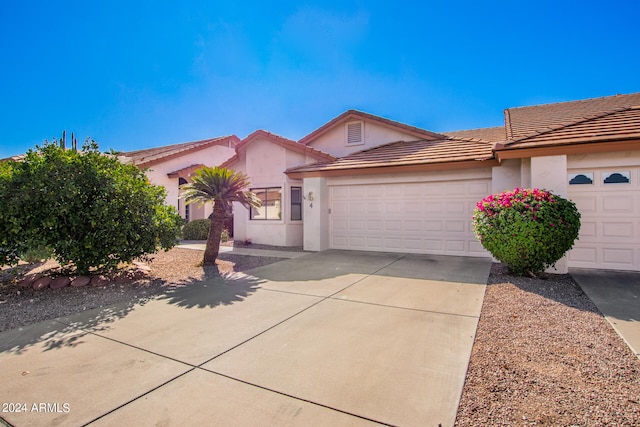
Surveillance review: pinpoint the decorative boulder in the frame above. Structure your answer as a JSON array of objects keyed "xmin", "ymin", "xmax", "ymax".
[{"xmin": 50, "ymin": 277, "xmax": 71, "ymax": 290}]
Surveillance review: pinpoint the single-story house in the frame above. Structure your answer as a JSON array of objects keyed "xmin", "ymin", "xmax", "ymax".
[{"xmin": 130, "ymin": 93, "xmax": 640, "ymax": 273}]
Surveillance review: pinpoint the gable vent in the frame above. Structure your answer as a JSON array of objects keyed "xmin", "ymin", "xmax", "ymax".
[{"xmin": 346, "ymin": 121, "xmax": 364, "ymax": 145}]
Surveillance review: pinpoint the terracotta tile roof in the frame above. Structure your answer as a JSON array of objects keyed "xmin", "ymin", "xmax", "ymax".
[
  {"xmin": 442, "ymin": 126, "xmax": 506, "ymax": 143},
  {"xmin": 122, "ymin": 135, "xmax": 239, "ymax": 167},
  {"xmin": 221, "ymin": 129, "xmax": 336, "ymax": 169},
  {"xmin": 287, "ymin": 137, "xmax": 494, "ymax": 175},
  {"xmin": 505, "ymin": 92, "xmax": 640, "ymax": 140},
  {"xmin": 167, "ymin": 163, "xmax": 206, "ymax": 178},
  {"xmin": 299, "ymin": 109, "xmax": 446, "ymax": 145},
  {"xmin": 499, "ymin": 106, "xmax": 640, "ymax": 150}
]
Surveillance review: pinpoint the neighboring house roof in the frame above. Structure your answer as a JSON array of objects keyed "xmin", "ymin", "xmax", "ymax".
[
  {"xmin": 499, "ymin": 106, "xmax": 640, "ymax": 150},
  {"xmin": 299, "ymin": 109, "xmax": 446, "ymax": 145},
  {"xmin": 442, "ymin": 126, "xmax": 506, "ymax": 143},
  {"xmin": 504, "ymin": 92, "xmax": 640, "ymax": 140},
  {"xmin": 121, "ymin": 135, "xmax": 240, "ymax": 168},
  {"xmin": 221, "ymin": 129, "xmax": 336, "ymax": 169},
  {"xmin": 286, "ymin": 137, "xmax": 496, "ymax": 178}
]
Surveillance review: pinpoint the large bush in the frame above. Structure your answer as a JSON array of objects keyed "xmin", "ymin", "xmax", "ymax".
[
  {"xmin": 182, "ymin": 219, "xmax": 211, "ymax": 240},
  {"xmin": 472, "ymin": 188, "xmax": 580, "ymax": 275},
  {"xmin": 0, "ymin": 141, "xmax": 183, "ymax": 274}
]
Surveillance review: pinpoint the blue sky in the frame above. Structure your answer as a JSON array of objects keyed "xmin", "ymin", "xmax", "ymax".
[{"xmin": 1, "ymin": 0, "xmax": 639, "ymax": 158}]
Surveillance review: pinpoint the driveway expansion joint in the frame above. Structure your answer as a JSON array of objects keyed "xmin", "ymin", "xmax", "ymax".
[
  {"xmin": 195, "ymin": 367, "xmax": 394, "ymax": 427},
  {"xmin": 83, "ymin": 368, "xmax": 197, "ymax": 426}
]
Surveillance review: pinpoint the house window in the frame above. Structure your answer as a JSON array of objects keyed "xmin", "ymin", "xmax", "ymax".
[
  {"xmin": 603, "ymin": 171, "xmax": 630, "ymax": 184},
  {"xmin": 291, "ymin": 187, "xmax": 302, "ymax": 221},
  {"xmin": 569, "ymin": 173, "xmax": 593, "ymax": 185},
  {"xmin": 251, "ymin": 187, "xmax": 282, "ymax": 220},
  {"xmin": 345, "ymin": 121, "xmax": 364, "ymax": 145},
  {"xmin": 179, "ymin": 177, "xmax": 190, "ymax": 222}
]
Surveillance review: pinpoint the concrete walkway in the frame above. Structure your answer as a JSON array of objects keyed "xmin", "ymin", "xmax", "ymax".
[
  {"xmin": 0, "ymin": 250, "xmax": 492, "ymax": 426},
  {"xmin": 178, "ymin": 241, "xmax": 307, "ymax": 259},
  {"xmin": 571, "ymin": 268, "xmax": 640, "ymax": 359}
]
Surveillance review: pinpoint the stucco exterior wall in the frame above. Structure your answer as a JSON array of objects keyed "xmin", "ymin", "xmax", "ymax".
[
  {"xmin": 308, "ymin": 120, "xmax": 422, "ymax": 157},
  {"xmin": 492, "ymin": 159, "xmax": 522, "ymax": 194},
  {"xmin": 142, "ymin": 145, "xmax": 236, "ymax": 220},
  {"xmin": 230, "ymin": 136, "xmax": 308, "ymax": 247},
  {"xmin": 531, "ymin": 155, "xmax": 569, "ymax": 273},
  {"xmin": 303, "ymin": 177, "xmax": 330, "ymax": 251}
]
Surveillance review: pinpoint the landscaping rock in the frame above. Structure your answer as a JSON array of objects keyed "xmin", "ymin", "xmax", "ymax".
[
  {"xmin": 32, "ymin": 276, "xmax": 52, "ymax": 290},
  {"xmin": 18, "ymin": 274, "xmax": 42, "ymax": 288},
  {"xmin": 91, "ymin": 275, "xmax": 110, "ymax": 287},
  {"xmin": 50, "ymin": 276, "xmax": 71, "ymax": 290},
  {"xmin": 70, "ymin": 276, "xmax": 91, "ymax": 287}
]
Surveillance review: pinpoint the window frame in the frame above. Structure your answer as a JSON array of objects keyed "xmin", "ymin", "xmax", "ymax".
[
  {"xmin": 290, "ymin": 186, "xmax": 302, "ymax": 221},
  {"xmin": 250, "ymin": 187, "xmax": 282, "ymax": 220}
]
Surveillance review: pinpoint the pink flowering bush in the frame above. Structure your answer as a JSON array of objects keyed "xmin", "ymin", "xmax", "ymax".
[{"xmin": 472, "ymin": 188, "xmax": 580, "ymax": 275}]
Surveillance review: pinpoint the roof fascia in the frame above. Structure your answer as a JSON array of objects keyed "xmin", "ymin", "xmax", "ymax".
[
  {"xmin": 285, "ymin": 159, "xmax": 499, "ymax": 179},
  {"xmin": 495, "ymin": 139, "xmax": 640, "ymax": 160}
]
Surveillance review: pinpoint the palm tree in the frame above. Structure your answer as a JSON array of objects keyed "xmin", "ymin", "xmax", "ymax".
[{"xmin": 181, "ymin": 166, "xmax": 261, "ymax": 266}]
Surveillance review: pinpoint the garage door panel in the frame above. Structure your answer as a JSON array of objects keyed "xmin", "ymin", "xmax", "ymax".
[
  {"xmin": 445, "ymin": 201, "xmax": 465, "ymax": 214},
  {"xmin": 329, "ymin": 180, "xmax": 490, "ymax": 257},
  {"xmin": 469, "ymin": 182, "xmax": 490, "ymax": 194},
  {"xmin": 578, "ymin": 222, "xmax": 597, "ymax": 238},
  {"xmin": 445, "ymin": 240, "xmax": 466, "ymax": 252},
  {"xmin": 572, "ymin": 196, "xmax": 596, "ymax": 212},
  {"xmin": 425, "ymin": 202, "xmax": 443, "ymax": 213},
  {"xmin": 367, "ymin": 220, "xmax": 383, "ymax": 231},
  {"xmin": 349, "ymin": 219, "xmax": 366, "ymax": 230},
  {"xmin": 603, "ymin": 248, "xmax": 634, "ymax": 265},
  {"xmin": 602, "ymin": 195, "xmax": 633, "ymax": 212},
  {"xmin": 602, "ymin": 222, "xmax": 633, "ymax": 238},
  {"xmin": 405, "ymin": 220, "xmax": 422, "ymax": 232},
  {"xmin": 445, "ymin": 221, "xmax": 465, "ymax": 233}
]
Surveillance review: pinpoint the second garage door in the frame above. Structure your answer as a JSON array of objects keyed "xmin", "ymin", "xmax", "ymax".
[
  {"xmin": 568, "ymin": 167, "xmax": 640, "ymax": 271},
  {"xmin": 329, "ymin": 179, "xmax": 491, "ymax": 256}
]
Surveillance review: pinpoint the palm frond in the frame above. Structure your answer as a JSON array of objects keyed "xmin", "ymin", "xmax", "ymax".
[{"xmin": 180, "ymin": 166, "xmax": 261, "ymax": 210}]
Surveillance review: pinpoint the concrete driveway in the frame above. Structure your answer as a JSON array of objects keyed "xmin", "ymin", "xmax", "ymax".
[
  {"xmin": 0, "ymin": 250, "xmax": 491, "ymax": 427},
  {"xmin": 571, "ymin": 268, "xmax": 640, "ymax": 359}
]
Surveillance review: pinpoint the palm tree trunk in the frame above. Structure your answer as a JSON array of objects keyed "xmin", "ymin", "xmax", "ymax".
[{"xmin": 203, "ymin": 201, "xmax": 225, "ymax": 266}]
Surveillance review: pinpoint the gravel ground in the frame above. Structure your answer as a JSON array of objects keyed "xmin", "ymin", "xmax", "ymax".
[
  {"xmin": 2, "ymin": 249, "xmax": 639, "ymax": 425},
  {"xmin": 455, "ymin": 263, "xmax": 640, "ymax": 426},
  {"xmin": 0, "ymin": 247, "xmax": 286, "ymax": 333}
]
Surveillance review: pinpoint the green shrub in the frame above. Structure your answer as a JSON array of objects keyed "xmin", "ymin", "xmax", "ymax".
[
  {"xmin": 182, "ymin": 219, "xmax": 211, "ymax": 240},
  {"xmin": 472, "ymin": 188, "xmax": 581, "ymax": 275},
  {"xmin": 0, "ymin": 141, "xmax": 183, "ymax": 274},
  {"xmin": 22, "ymin": 245, "xmax": 53, "ymax": 263}
]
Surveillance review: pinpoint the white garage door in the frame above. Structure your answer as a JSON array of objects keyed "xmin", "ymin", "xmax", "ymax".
[
  {"xmin": 568, "ymin": 167, "xmax": 640, "ymax": 271},
  {"xmin": 329, "ymin": 179, "xmax": 491, "ymax": 256}
]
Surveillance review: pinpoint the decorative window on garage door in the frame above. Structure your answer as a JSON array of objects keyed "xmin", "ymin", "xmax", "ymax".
[
  {"xmin": 603, "ymin": 171, "xmax": 630, "ymax": 184},
  {"xmin": 250, "ymin": 187, "xmax": 282, "ymax": 220},
  {"xmin": 569, "ymin": 172, "xmax": 594, "ymax": 185}
]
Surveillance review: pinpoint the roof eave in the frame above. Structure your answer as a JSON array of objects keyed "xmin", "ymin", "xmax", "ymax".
[
  {"xmin": 134, "ymin": 135, "xmax": 240, "ymax": 168},
  {"xmin": 286, "ymin": 158, "xmax": 498, "ymax": 179},
  {"xmin": 495, "ymin": 139, "xmax": 640, "ymax": 160}
]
